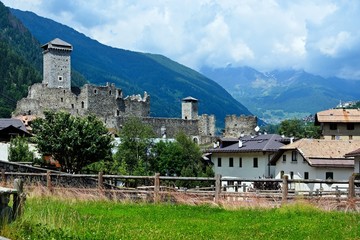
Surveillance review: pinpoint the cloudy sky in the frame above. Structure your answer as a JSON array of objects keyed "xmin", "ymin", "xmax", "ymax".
[{"xmin": 2, "ymin": 0, "xmax": 360, "ymax": 80}]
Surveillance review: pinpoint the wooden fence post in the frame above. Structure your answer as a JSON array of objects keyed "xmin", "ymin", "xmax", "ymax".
[
  {"xmin": 46, "ymin": 171, "xmax": 52, "ymax": 191},
  {"xmin": 13, "ymin": 178, "xmax": 25, "ymax": 219},
  {"xmin": 215, "ymin": 174, "xmax": 222, "ymax": 204},
  {"xmin": 98, "ymin": 172, "xmax": 104, "ymax": 191},
  {"xmin": 154, "ymin": 173, "xmax": 160, "ymax": 203},
  {"xmin": 282, "ymin": 175, "xmax": 288, "ymax": 204},
  {"xmin": 348, "ymin": 175, "xmax": 355, "ymax": 199},
  {"xmin": 1, "ymin": 169, "xmax": 6, "ymax": 186}
]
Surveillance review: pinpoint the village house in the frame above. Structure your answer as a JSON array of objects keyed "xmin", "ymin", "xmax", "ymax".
[
  {"xmin": 206, "ymin": 134, "xmax": 290, "ymax": 189},
  {"xmin": 315, "ymin": 108, "xmax": 360, "ymax": 140},
  {"xmin": 270, "ymin": 139, "xmax": 360, "ymax": 191}
]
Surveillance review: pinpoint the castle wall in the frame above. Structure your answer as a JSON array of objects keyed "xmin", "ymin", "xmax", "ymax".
[
  {"xmin": 198, "ymin": 114, "xmax": 216, "ymax": 136},
  {"xmin": 224, "ymin": 115, "xmax": 257, "ymax": 138}
]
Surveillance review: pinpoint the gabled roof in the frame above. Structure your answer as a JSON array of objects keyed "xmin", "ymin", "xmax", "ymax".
[
  {"xmin": 207, "ymin": 134, "xmax": 286, "ymax": 153},
  {"xmin": 315, "ymin": 108, "xmax": 360, "ymax": 125},
  {"xmin": 271, "ymin": 139, "xmax": 360, "ymax": 168}
]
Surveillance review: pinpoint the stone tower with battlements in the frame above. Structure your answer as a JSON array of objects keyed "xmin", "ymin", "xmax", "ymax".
[{"xmin": 42, "ymin": 38, "xmax": 72, "ymax": 89}]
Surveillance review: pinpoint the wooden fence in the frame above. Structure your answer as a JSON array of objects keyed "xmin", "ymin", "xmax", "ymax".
[{"xmin": 1, "ymin": 171, "xmax": 359, "ymax": 205}]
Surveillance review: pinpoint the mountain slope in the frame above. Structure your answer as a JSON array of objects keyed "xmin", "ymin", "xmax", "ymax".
[
  {"xmin": 0, "ymin": 2, "xmax": 42, "ymax": 117},
  {"xmin": 201, "ymin": 66, "xmax": 360, "ymax": 123},
  {"xmin": 11, "ymin": 9, "xmax": 252, "ymax": 128}
]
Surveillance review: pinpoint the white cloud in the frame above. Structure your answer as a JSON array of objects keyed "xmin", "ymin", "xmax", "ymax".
[{"xmin": 2, "ymin": 0, "xmax": 360, "ymax": 79}]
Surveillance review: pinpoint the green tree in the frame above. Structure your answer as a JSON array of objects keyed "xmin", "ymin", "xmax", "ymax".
[
  {"xmin": 152, "ymin": 132, "xmax": 214, "ymax": 178},
  {"xmin": 8, "ymin": 136, "xmax": 34, "ymax": 162},
  {"xmin": 31, "ymin": 111, "xmax": 113, "ymax": 173},
  {"xmin": 278, "ymin": 119, "xmax": 321, "ymax": 139},
  {"xmin": 113, "ymin": 117, "xmax": 155, "ymax": 175}
]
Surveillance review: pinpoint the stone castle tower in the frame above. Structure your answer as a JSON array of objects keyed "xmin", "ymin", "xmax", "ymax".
[
  {"xmin": 181, "ymin": 96, "xmax": 198, "ymax": 120},
  {"xmin": 42, "ymin": 38, "xmax": 72, "ymax": 89}
]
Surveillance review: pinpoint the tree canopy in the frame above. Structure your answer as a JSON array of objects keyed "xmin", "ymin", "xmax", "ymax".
[
  {"xmin": 277, "ymin": 119, "xmax": 321, "ymax": 139},
  {"xmin": 31, "ymin": 111, "xmax": 113, "ymax": 173},
  {"xmin": 8, "ymin": 136, "xmax": 35, "ymax": 162}
]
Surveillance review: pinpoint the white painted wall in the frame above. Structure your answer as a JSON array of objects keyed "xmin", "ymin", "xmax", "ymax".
[
  {"xmin": 211, "ymin": 152, "xmax": 275, "ymax": 179},
  {"xmin": 0, "ymin": 143, "xmax": 9, "ymax": 161},
  {"xmin": 355, "ymin": 157, "xmax": 360, "ymax": 173},
  {"xmin": 274, "ymin": 150, "xmax": 353, "ymax": 191}
]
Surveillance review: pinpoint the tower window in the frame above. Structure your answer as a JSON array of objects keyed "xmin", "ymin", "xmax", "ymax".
[
  {"xmin": 58, "ymin": 76, "xmax": 63, "ymax": 81},
  {"xmin": 94, "ymin": 89, "xmax": 98, "ymax": 94},
  {"xmin": 109, "ymin": 90, "xmax": 112, "ymax": 95},
  {"xmin": 81, "ymin": 101, "xmax": 84, "ymax": 108},
  {"xmin": 60, "ymin": 98, "xmax": 63, "ymax": 103}
]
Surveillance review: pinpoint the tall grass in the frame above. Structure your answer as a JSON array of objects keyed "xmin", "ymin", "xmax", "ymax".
[{"xmin": 1, "ymin": 188, "xmax": 360, "ymax": 239}]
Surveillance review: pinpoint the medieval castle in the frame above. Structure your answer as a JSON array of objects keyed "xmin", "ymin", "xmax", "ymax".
[{"xmin": 13, "ymin": 38, "xmax": 257, "ymax": 144}]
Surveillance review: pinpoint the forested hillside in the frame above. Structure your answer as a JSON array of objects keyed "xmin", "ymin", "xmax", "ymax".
[{"xmin": 0, "ymin": 2, "xmax": 42, "ymax": 117}]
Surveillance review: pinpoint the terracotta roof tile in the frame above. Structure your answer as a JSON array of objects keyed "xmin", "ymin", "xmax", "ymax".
[{"xmin": 316, "ymin": 109, "xmax": 360, "ymax": 123}]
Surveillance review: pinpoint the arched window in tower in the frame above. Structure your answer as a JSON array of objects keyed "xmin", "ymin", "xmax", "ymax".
[
  {"xmin": 94, "ymin": 89, "xmax": 98, "ymax": 94},
  {"xmin": 116, "ymin": 109, "xmax": 120, "ymax": 116},
  {"xmin": 109, "ymin": 90, "xmax": 112, "ymax": 95},
  {"xmin": 81, "ymin": 101, "xmax": 84, "ymax": 108}
]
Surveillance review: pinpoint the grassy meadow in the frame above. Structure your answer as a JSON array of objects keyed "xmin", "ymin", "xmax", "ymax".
[{"xmin": 1, "ymin": 192, "xmax": 360, "ymax": 240}]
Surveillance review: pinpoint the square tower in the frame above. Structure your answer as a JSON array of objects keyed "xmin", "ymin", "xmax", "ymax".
[
  {"xmin": 182, "ymin": 96, "xmax": 198, "ymax": 120},
  {"xmin": 41, "ymin": 38, "xmax": 72, "ymax": 89}
]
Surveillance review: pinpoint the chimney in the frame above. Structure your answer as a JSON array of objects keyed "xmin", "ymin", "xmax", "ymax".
[{"xmin": 238, "ymin": 140, "xmax": 243, "ymax": 148}]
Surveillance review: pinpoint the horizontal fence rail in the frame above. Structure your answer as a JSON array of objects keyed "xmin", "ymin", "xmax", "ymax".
[{"xmin": 1, "ymin": 170, "xmax": 359, "ymax": 205}]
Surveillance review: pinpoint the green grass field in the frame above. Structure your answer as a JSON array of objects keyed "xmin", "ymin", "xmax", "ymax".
[{"xmin": 2, "ymin": 196, "xmax": 360, "ymax": 239}]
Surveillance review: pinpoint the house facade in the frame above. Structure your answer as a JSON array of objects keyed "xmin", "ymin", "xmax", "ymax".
[
  {"xmin": 206, "ymin": 134, "xmax": 289, "ymax": 182},
  {"xmin": 315, "ymin": 109, "xmax": 360, "ymax": 140},
  {"xmin": 271, "ymin": 139, "xmax": 360, "ymax": 191}
]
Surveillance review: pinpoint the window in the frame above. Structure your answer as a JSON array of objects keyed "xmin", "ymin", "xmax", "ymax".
[
  {"xmin": 347, "ymin": 123, "xmax": 354, "ymax": 130},
  {"xmin": 291, "ymin": 151, "xmax": 297, "ymax": 161},
  {"xmin": 217, "ymin": 158, "xmax": 222, "ymax": 167},
  {"xmin": 282, "ymin": 155, "xmax": 286, "ymax": 162},
  {"xmin": 280, "ymin": 171, "xmax": 284, "ymax": 179},
  {"xmin": 60, "ymin": 97, "xmax": 63, "ymax": 103},
  {"xmin": 94, "ymin": 89, "xmax": 98, "ymax": 94},
  {"xmin": 304, "ymin": 172, "xmax": 309, "ymax": 179},
  {"xmin": 109, "ymin": 90, "xmax": 112, "ymax": 95},
  {"xmin": 253, "ymin": 158, "xmax": 258, "ymax": 168},
  {"xmin": 290, "ymin": 171, "xmax": 294, "ymax": 179},
  {"xmin": 329, "ymin": 123, "xmax": 337, "ymax": 130},
  {"xmin": 58, "ymin": 76, "xmax": 63, "ymax": 81},
  {"xmin": 325, "ymin": 172, "xmax": 333, "ymax": 180},
  {"xmin": 239, "ymin": 157, "xmax": 242, "ymax": 168},
  {"xmin": 71, "ymin": 104, "xmax": 74, "ymax": 109},
  {"xmin": 349, "ymin": 135, "xmax": 353, "ymax": 140},
  {"xmin": 229, "ymin": 158, "xmax": 233, "ymax": 167},
  {"xmin": 81, "ymin": 101, "xmax": 84, "ymax": 108}
]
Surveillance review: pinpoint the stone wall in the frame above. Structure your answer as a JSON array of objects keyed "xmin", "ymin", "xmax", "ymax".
[
  {"xmin": 198, "ymin": 114, "xmax": 216, "ymax": 136},
  {"xmin": 224, "ymin": 115, "xmax": 258, "ymax": 138}
]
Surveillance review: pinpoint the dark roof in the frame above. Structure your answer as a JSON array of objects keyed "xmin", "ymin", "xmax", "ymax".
[
  {"xmin": 0, "ymin": 119, "xmax": 27, "ymax": 132},
  {"xmin": 182, "ymin": 96, "xmax": 198, "ymax": 102},
  {"xmin": 207, "ymin": 134, "xmax": 286, "ymax": 153},
  {"xmin": 345, "ymin": 148, "xmax": 360, "ymax": 157}
]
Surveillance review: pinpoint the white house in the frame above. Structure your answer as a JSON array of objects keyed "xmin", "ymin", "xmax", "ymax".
[
  {"xmin": 206, "ymin": 134, "xmax": 290, "ymax": 189},
  {"xmin": 270, "ymin": 139, "xmax": 360, "ymax": 191}
]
